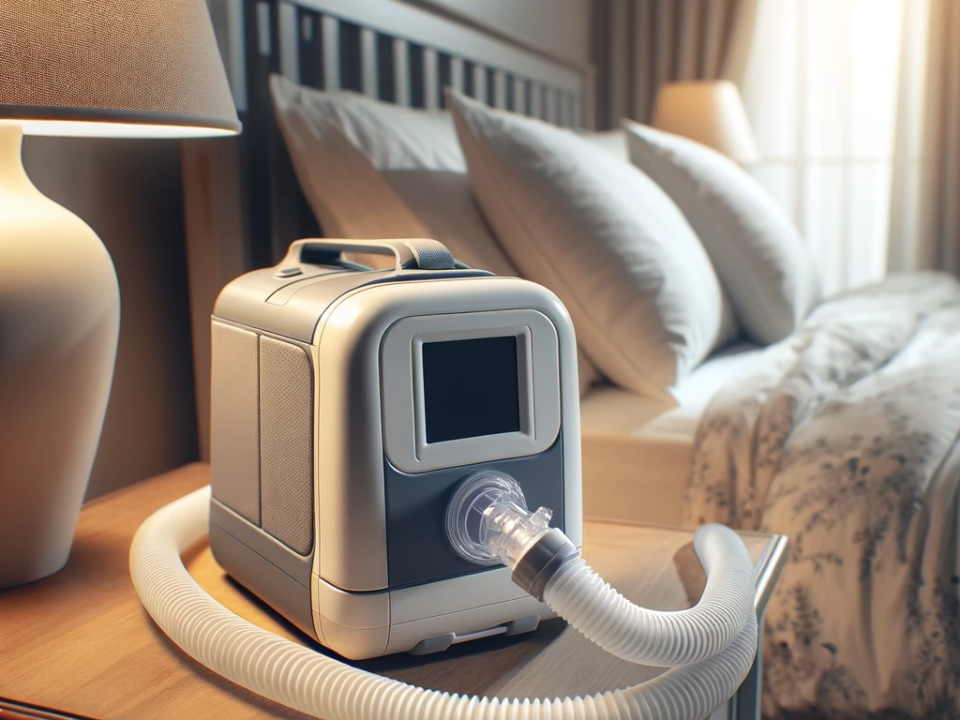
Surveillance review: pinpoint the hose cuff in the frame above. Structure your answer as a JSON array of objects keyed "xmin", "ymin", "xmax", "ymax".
[{"xmin": 510, "ymin": 528, "xmax": 579, "ymax": 601}]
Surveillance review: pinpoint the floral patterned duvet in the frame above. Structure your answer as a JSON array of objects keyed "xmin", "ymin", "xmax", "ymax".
[{"xmin": 685, "ymin": 272, "xmax": 960, "ymax": 720}]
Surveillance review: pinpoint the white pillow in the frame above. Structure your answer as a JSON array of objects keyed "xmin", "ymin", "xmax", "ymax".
[
  {"xmin": 623, "ymin": 121, "xmax": 821, "ymax": 344},
  {"xmin": 286, "ymin": 84, "xmax": 465, "ymax": 172},
  {"xmin": 268, "ymin": 75, "xmax": 602, "ymax": 394},
  {"xmin": 449, "ymin": 91, "xmax": 737, "ymax": 401}
]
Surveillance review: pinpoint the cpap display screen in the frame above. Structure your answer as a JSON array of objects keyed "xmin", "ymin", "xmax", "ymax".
[{"xmin": 422, "ymin": 336, "xmax": 521, "ymax": 443}]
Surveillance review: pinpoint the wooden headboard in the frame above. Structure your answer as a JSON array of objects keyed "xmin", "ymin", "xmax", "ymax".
[{"xmin": 183, "ymin": 0, "xmax": 594, "ymax": 456}]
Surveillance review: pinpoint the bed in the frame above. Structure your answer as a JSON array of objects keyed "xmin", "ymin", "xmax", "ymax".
[{"xmin": 182, "ymin": 3, "xmax": 960, "ymax": 719}]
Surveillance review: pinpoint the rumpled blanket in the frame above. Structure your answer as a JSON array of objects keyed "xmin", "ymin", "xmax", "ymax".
[{"xmin": 685, "ymin": 272, "xmax": 960, "ymax": 719}]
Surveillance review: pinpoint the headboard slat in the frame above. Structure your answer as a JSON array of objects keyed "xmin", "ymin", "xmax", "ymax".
[
  {"xmin": 423, "ymin": 47, "xmax": 440, "ymax": 111},
  {"xmin": 450, "ymin": 56, "xmax": 464, "ymax": 94},
  {"xmin": 278, "ymin": 1, "xmax": 299, "ymax": 82},
  {"xmin": 393, "ymin": 38, "xmax": 411, "ymax": 106},
  {"xmin": 225, "ymin": 0, "xmax": 249, "ymax": 111},
  {"xmin": 256, "ymin": 1, "xmax": 272, "ymax": 57},
  {"xmin": 472, "ymin": 63, "xmax": 485, "ymax": 103},
  {"xmin": 321, "ymin": 15, "xmax": 339, "ymax": 90},
  {"xmin": 360, "ymin": 28, "xmax": 379, "ymax": 97}
]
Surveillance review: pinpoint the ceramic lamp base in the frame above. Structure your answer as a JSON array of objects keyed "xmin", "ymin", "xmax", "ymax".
[{"xmin": 0, "ymin": 121, "xmax": 120, "ymax": 588}]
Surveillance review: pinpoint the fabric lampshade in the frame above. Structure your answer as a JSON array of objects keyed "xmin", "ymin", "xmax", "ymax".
[
  {"xmin": 651, "ymin": 81, "xmax": 759, "ymax": 164},
  {"xmin": 0, "ymin": 0, "xmax": 241, "ymax": 138}
]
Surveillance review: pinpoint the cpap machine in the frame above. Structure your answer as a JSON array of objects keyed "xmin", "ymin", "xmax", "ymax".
[
  {"xmin": 130, "ymin": 239, "xmax": 760, "ymax": 720},
  {"xmin": 206, "ymin": 237, "xmax": 580, "ymax": 658}
]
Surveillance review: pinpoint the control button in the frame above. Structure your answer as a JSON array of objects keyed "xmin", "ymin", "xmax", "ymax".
[{"xmin": 275, "ymin": 267, "xmax": 303, "ymax": 279}]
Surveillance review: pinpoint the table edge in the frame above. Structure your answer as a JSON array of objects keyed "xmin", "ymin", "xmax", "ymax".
[{"xmin": 753, "ymin": 535, "xmax": 789, "ymax": 614}]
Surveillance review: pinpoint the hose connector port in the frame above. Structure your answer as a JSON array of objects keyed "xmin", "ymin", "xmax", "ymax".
[{"xmin": 445, "ymin": 471, "xmax": 555, "ymax": 567}]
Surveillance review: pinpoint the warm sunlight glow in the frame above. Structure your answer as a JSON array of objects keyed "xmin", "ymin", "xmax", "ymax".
[
  {"xmin": 16, "ymin": 119, "xmax": 239, "ymax": 139},
  {"xmin": 739, "ymin": 0, "xmax": 910, "ymax": 294}
]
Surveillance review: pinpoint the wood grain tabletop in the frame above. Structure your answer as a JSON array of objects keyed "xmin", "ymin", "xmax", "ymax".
[{"xmin": 0, "ymin": 463, "xmax": 785, "ymax": 720}]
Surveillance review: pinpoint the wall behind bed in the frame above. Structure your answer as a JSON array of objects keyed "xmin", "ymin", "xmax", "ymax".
[
  {"xmin": 186, "ymin": 0, "xmax": 594, "ymax": 458},
  {"xmin": 413, "ymin": 0, "xmax": 592, "ymax": 66}
]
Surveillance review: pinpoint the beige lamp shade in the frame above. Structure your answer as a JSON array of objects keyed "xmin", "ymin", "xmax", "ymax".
[
  {"xmin": 651, "ymin": 81, "xmax": 759, "ymax": 164},
  {"xmin": 0, "ymin": 0, "xmax": 241, "ymax": 137}
]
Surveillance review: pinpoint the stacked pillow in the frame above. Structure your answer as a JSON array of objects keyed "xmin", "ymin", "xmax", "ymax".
[
  {"xmin": 270, "ymin": 75, "xmax": 821, "ymax": 403},
  {"xmin": 621, "ymin": 121, "xmax": 820, "ymax": 343}
]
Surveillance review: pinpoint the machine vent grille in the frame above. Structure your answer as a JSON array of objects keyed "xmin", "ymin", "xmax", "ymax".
[{"xmin": 259, "ymin": 336, "xmax": 315, "ymax": 555}]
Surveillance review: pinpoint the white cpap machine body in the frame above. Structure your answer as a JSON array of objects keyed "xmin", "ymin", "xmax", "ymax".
[{"xmin": 209, "ymin": 238, "xmax": 582, "ymax": 660}]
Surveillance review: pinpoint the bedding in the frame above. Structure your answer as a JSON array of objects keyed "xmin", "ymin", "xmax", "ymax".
[
  {"xmin": 581, "ymin": 341, "xmax": 762, "ymax": 525},
  {"xmin": 449, "ymin": 90, "xmax": 738, "ymax": 402},
  {"xmin": 623, "ymin": 121, "xmax": 821, "ymax": 345},
  {"xmin": 685, "ymin": 272, "xmax": 960, "ymax": 720}
]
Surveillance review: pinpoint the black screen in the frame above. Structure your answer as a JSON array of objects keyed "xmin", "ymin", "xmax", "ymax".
[{"xmin": 422, "ymin": 336, "xmax": 521, "ymax": 443}]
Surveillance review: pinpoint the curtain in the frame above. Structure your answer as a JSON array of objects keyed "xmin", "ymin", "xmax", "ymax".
[
  {"xmin": 591, "ymin": 0, "xmax": 760, "ymax": 129},
  {"xmin": 738, "ymin": 0, "xmax": 960, "ymax": 295},
  {"xmin": 888, "ymin": 0, "xmax": 960, "ymax": 278}
]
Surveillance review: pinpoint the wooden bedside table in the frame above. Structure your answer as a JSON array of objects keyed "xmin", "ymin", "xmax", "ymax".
[{"xmin": 0, "ymin": 463, "xmax": 787, "ymax": 720}]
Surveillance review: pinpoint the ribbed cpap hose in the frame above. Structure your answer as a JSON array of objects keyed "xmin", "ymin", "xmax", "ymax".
[
  {"xmin": 543, "ymin": 540, "xmax": 754, "ymax": 667},
  {"xmin": 130, "ymin": 485, "xmax": 758, "ymax": 720}
]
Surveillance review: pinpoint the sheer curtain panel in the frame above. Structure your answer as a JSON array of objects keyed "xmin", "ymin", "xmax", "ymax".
[
  {"xmin": 740, "ymin": 0, "xmax": 960, "ymax": 294},
  {"xmin": 888, "ymin": 0, "xmax": 960, "ymax": 278}
]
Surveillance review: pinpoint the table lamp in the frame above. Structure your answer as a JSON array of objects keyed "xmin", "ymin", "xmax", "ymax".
[
  {"xmin": 651, "ymin": 80, "xmax": 760, "ymax": 164},
  {"xmin": 0, "ymin": 0, "xmax": 240, "ymax": 588}
]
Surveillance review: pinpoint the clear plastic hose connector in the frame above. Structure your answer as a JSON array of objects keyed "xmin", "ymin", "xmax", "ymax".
[{"xmin": 445, "ymin": 471, "xmax": 554, "ymax": 567}]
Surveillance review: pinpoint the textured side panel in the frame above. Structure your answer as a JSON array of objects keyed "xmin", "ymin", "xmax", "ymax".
[
  {"xmin": 210, "ymin": 322, "xmax": 261, "ymax": 524},
  {"xmin": 259, "ymin": 336, "xmax": 315, "ymax": 555}
]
